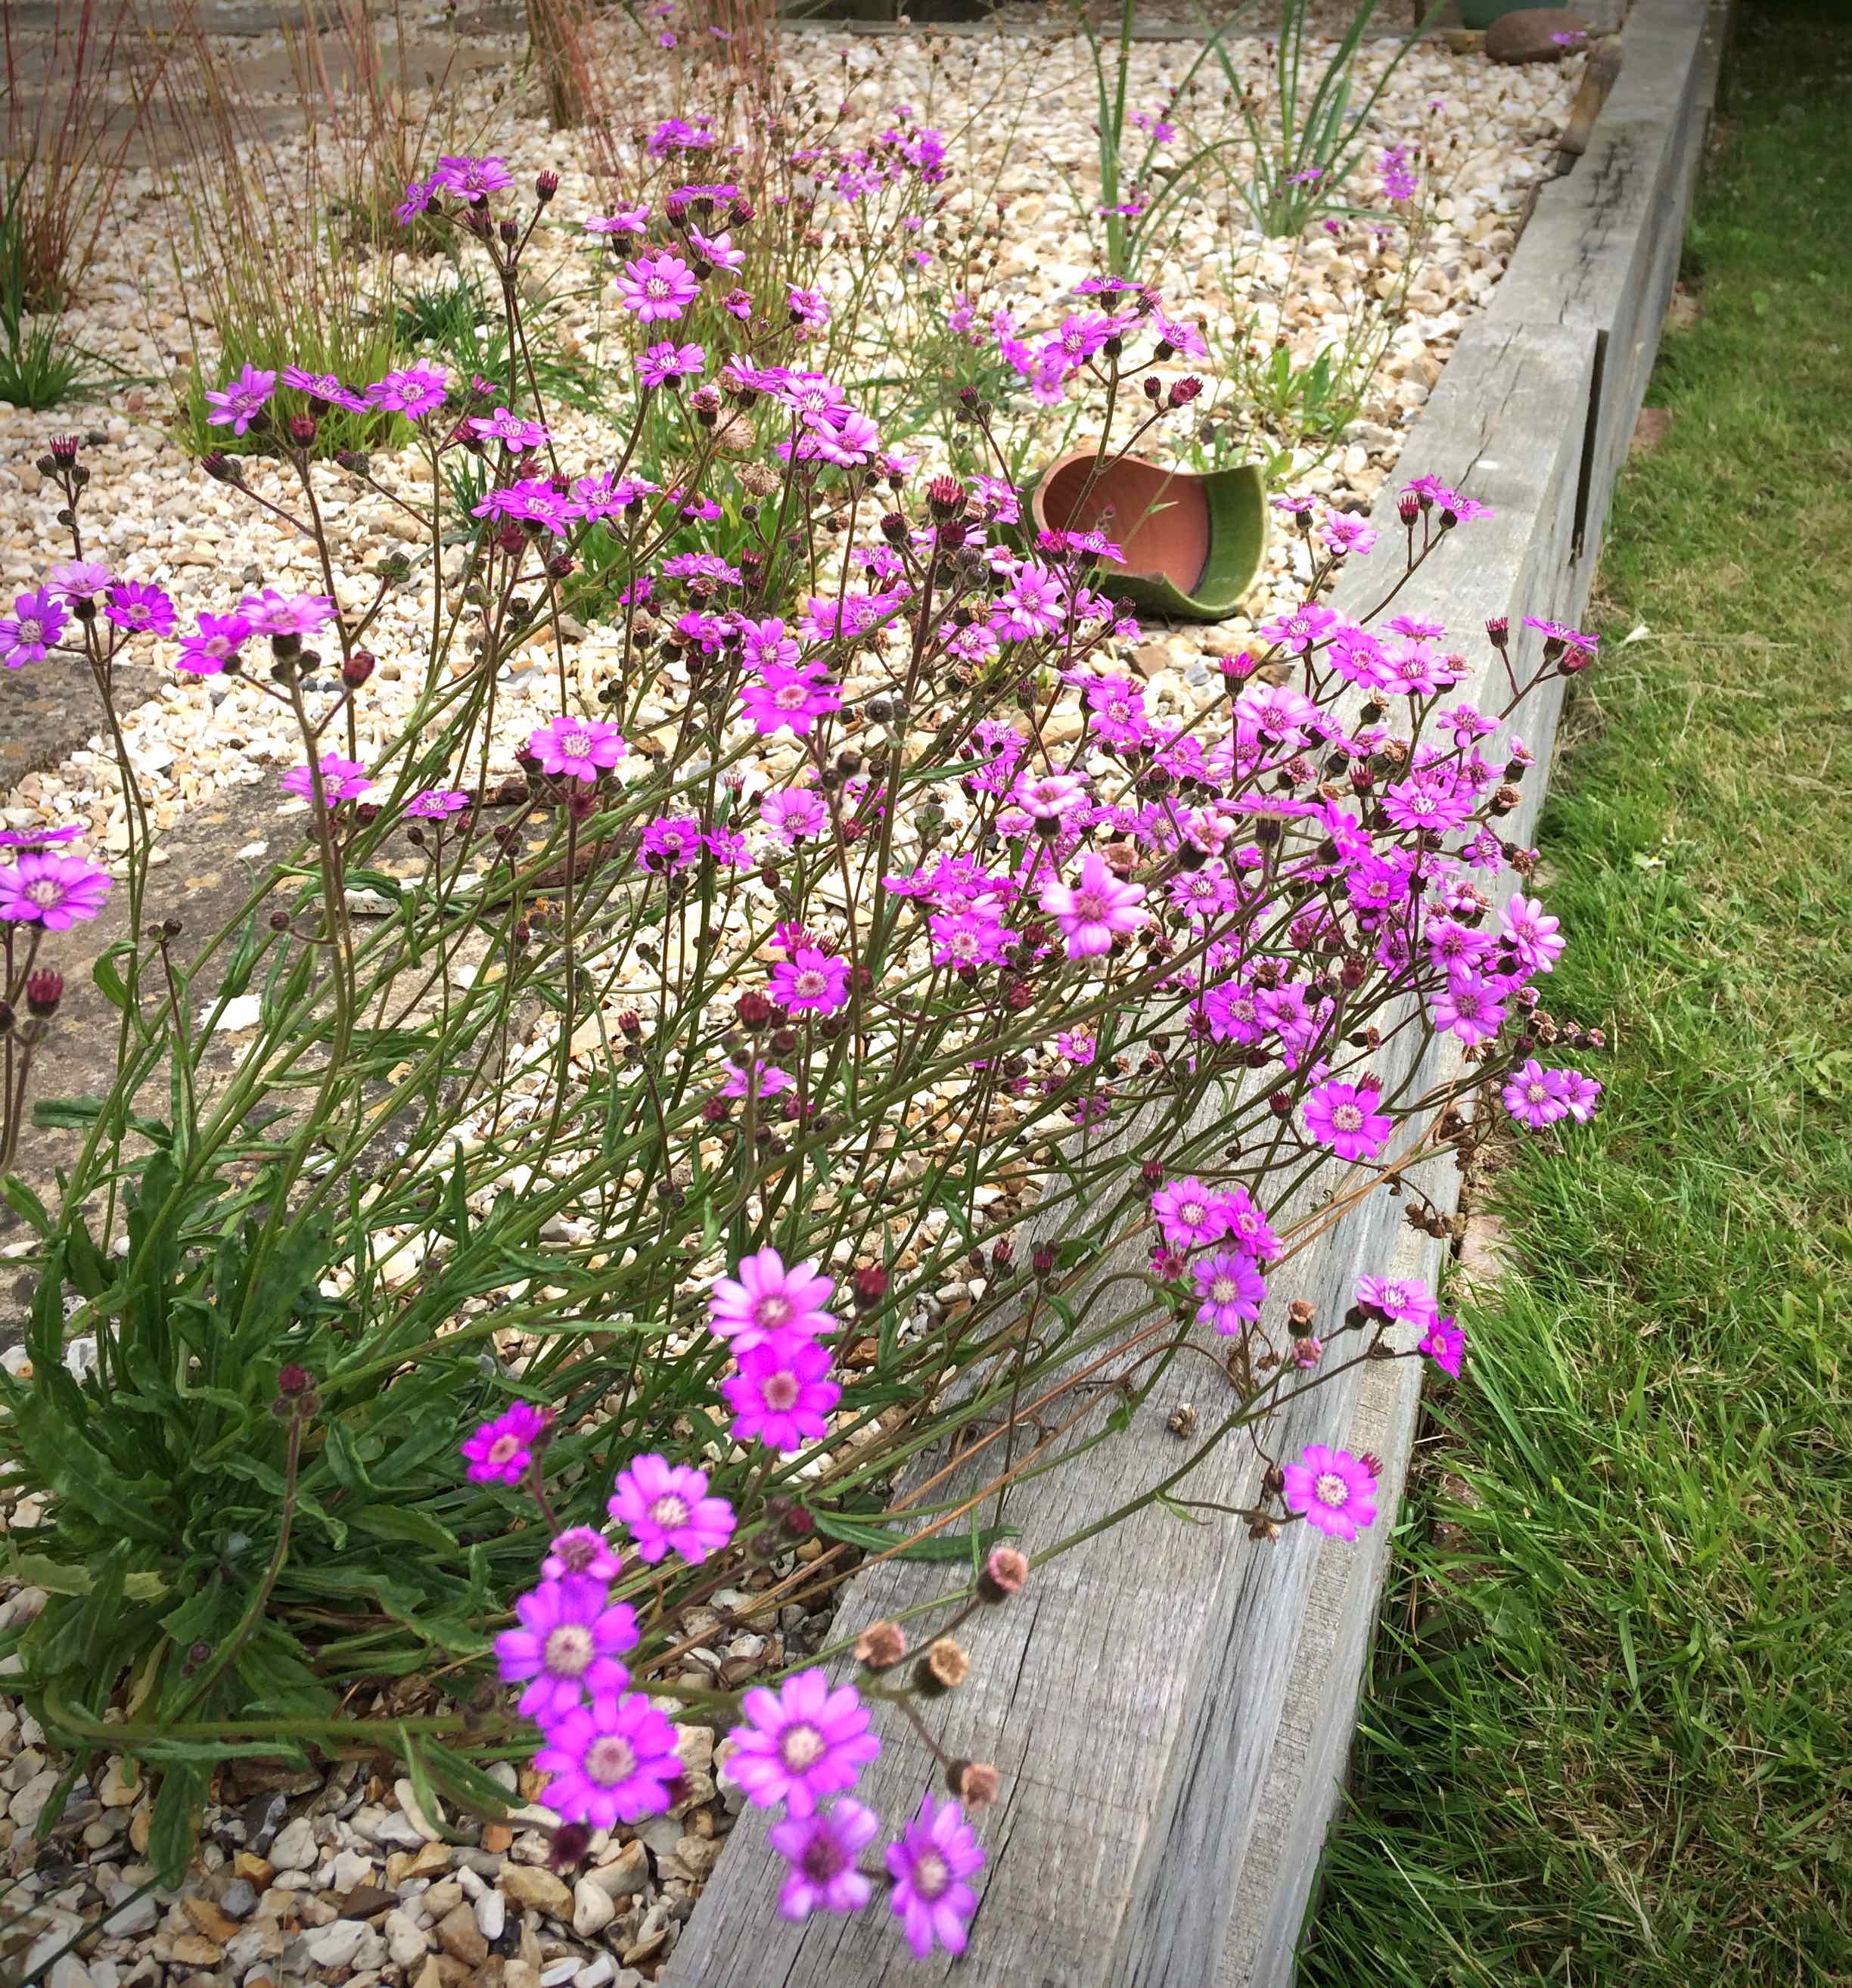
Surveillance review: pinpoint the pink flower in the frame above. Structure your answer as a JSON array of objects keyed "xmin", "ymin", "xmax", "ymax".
[
  {"xmin": 1221, "ymin": 1185, "xmax": 1281, "ymax": 1260},
  {"xmin": 740, "ymin": 663, "xmax": 842, "ymax": 736},
  {"xmin": 204, "ymin": 362, "xmax": 276, "ymax": 434},
  {"xmin": 0, "ymin": 588, "xmax": 67, "ymax": 666},
  {"xmin": 529, "ymin": 714, "xmax": 626, "ymax": 784},
  {"xmin": 238, "ymin": 589, "xmax": 337, "ymax": 638},
  {"xmin": 0, "ymin": 852, "xmax": 112, "ymax": 930},
  {"xmin": 586, "ymin": 205, "xmax": 650, "ymax": 236},
  {"xmin": 1419, "ymin": 1315, "xmax": 1465, "ymax": 1375},
  {"xmin": 1303, "ymin": 1079, "xmax": 1392, "ymax": 1160},
  {"xmin": 618, "ymin": 250, "xmax": 701, "ymax": 321},
  {"xmin": 541, "ymin": 1527, "xmax": 623, "ymax": 1583},
  {"xmin": 769, "ymin": 1800, "xmax": 879, "ymax": 1922},
  {"xmin": 104, "ymin": 581, "xmax": 175, "ymax": 637},
  {"xmin": 1150, "ymin": 1176, "xmax": 1229, "ymax": 1252},
  {"xmin": 1500, "ymin": 892, "xmax": 1565, "ymax": 974},
  {"xmin": 769, "ymin": 946, "xmax": 850, "ymax": 1014},
  {"xmin": 608, "ymin": 1453, "xmax": 737, "ymax": 1565},
  {"xmin": 494, "ymin": 1576, "xmax": 638, "ymax": 1721},
  {"xmin": 406, "ymin": 787, "xmax": 471, "ymax": 819},
  {"xmin": 1354, "ymin": 1275, "xmax": 1439, "ymax": 1325},
  {"xmin": 886, "ymin": 1791, "xmax": 983, "ymax": 1958},
  {"xmin": 635, "ymin": 341, "xmax": 707, "ymax": 389},
  {"xmin": 1192, "ymin": 1250, "xmax": 1266, "ymax": 1334},
  {"xmin": 760, "ymin": 787, "xmax": 828, "ymax": 843},
  {"xmin": 282, "ymin": 754, "xmax": 372, "ymax": 804},
  {"xmin": 176, "ymin": 611, "xmax": 251, "ymax": 676},
  {"xmin": 707, "ymin": 1246, "xmax": 837, "ymax": 1355},
  {"xmin": 1040, "ymin": 852, "xmax": 1148, "ymax": 958},
  {"xmin": 728, "ymin": 1669, "xmax": 880, "ymax": 1815},
  {"xmin": 1430, "ymin": 972, "xmax": 1506, "ymax": 1047},
  {"xmin": 533, "ymin": 1691, "xmax": 682, "ymax": 1828},
  {"xmin": 722, "ymin": 1338, "xmax": 841, "ymax": 1452},
  {"xmin": 459, "ymin": 1401, "xmax": 550, "ymax": 1485},
  {"xmin": 1502, "ymin": 1058, "xmax": 1570, "ymax": 1128},
  {"xmin": 468, "ymin": 405, "xmax": 550, "ymax": 450},
  {"xmin": 1282, "ymin": 1443, "xmax": 1378, "ymax": 1542}
]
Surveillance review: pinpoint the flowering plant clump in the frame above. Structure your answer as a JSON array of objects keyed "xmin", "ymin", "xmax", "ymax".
[{"xmin": 0, "ymin": 154, "xmax": 1603, "ymax": 1924}]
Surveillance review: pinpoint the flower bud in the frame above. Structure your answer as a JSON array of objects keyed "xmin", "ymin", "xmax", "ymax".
[
  {"xmin": 342, "ymin": 649, "xmax": 375, "ymax": 687},
  {"xmin": 536, "ymin": 170, "xmax": 560, "ymax": 203},
  {"xmin": 23, "ymin": 968, "xmax": 63, "ymax": 1017},
  {"xmin": 1167, "ymin": 376, "xmax": 1203, "ymax": 408},
  {"xmin": 853, "ymin": 1264, "xmax": 889, "ymax": 1307},
  {"xmin": 288, "ymin": 413, "xmax": 318, "ymax": 448},
  {"xmin": 926, "ymin": 474, "xmax": 966, "ymax": 520},
  {"xmin": 48, "ymin": 434, "xmax": 79, "ymax": 467}
]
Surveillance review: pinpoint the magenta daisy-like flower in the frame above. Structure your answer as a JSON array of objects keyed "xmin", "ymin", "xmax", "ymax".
[
  {"xmin": 45, "ymin": 559, "xmax": 113, "ymax": 601},
  {"xmin": 1282, "ymin": 1443, "xmax": 1378, "ymax": 1542},
  {"xmin": 238, "ymin": 589, "xmax": 337, "ymax": 638},
  {"xmin": 176, "ymin": 610, "xmax": 253, "ymax": 676},
  {"xmin": 1192, "ymin": 1250, "xmax": 1267, "ymax": 1335},
  {"xmin": 366, "ymin": 365, "xmax": 449, "ymax": 419},
  {"xmin": 0, "ymin": 852, "xmax": 113, "ymax": 930},
  {"xmin": 1354, "ymin": 1275, "xmax": 1439, "ymax": 1326},
  {"xmin": 1430, "ymin": 971, "xmax": 1506, "ymax": 1047},
  {"xmin": 739, "ymin": 663, "xmax": 842, "ymax": 737},
  {"xmin": 431, "ymin": 153, "xmax": 514, "ymax": 200},
  {"xmin": 1419, "ymin": 1315, "xmax": 1465, "ymax": 1376},
  {"xmin": 607, "ymin": 1453, "xmax": 737, "ymax": 1566},
  {"xmin": 494, "ymin": 1576, "xmax": 638, "ymax": 1722},
  {"xmin": 282, "ymin": 754, "xmax": 372, "ymax": 804},
  {"xmin": 1303, "ymin": 1079, "xmax": 1393, "ymax": 1161},
  {"xmin": 1040, "ymin": 852, "xmax": 1148, "ymax": 960},
  {"xmin": 1220, "ymin": 1184, "xmax": 1281, "ymax": 1261},
  {"xmin": 708, "ymin": 1246, "xmax": 837, "ymax": 1356},
  {"xmin": 406, "ymin": 787, "xmax": 472, "ymax": 819},
  {"xmin": 729, "ymin": 1669, "xmax": 880, "ymax": 1816},
  {"xmin": 104, "ymin": 581, "xmax": 176, "ymax": 638},
  {"xmin": 1502, "ymin": 1058, "xmax": 1570, "ymax": 1129},
  {"xmin": 618, "ymin": 250, "xmax": 701, "ymax": 322},
  {"xmin": 0, "ymin": 587, "xmax": 67, "ymax": 668},
  {"xmin": 528, "ymin": 713, "xmax": 626, "ymax": 784},
  {"xmin": 459, "ymin": 1401, "xmax": 551, "ymax": 1485},
  {"xmin": 586, "ymin": 205, "xmax": 650, "ymax": 236},
  {"xmin": 760, "ymin": 787, "xmax": 828, "ymax": 844},
  {"xmin": 468, "ymin": 405, "xmax": 550, "ymax": 450},
  {"xmin": 722, "ymin": 1339, "xmax": 841, "ymax": 1453},
  {"xmin": 541, "ymin": 1527, "xmax": 623, "ymax": 1583},
  {"xmin": 204, "ymin": 362, "xmax": 277, "ymax": 435},
  {"xmin": 634, "ymin": 341, "xmax": 707, "ymax": 389},
  {"xmin": 1558, "ymin": 1068, "xmax": 1602, "ymax": 1122},
  {"xmin": 1499, "ymin": 892, "xmax": 1565, "ymax": 974},
  {"xmin": 886, "ymin": 1790, "xmax": 984, "ymax": 1960},
  {"xmin": 1150, "ymin": 1176, "xmax": 1230, "ymax": 1252},
  {"xmin": 769, "ymin": 1799, "xmax": 879, "ymax": 1923},
  {"xmin": 1011, "ymin": 769, "xmax": 1089, "ymax": 822},
  {"xmin": 534, "ymin": 1691, "xmax": 682, "ymax": 1829},
  {"xmin": 279, "ymin": 366, "xmax": 367, "ymax": 412},
  {"xmin": 769, "ymin": 946, "xmax": 851, "ymax": 1015}
]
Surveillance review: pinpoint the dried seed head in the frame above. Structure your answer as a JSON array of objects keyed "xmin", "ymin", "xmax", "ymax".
[
  {"xmin": 918, "ymin": 1637, "xmax": 970, "ymax": 1693},
  {"xmin": 948, "ymin": 1759, "xmax": 1001, "ymax": 1809},
  {"xmin": 979, "ymin": 1545, "xmax": 1029, "ymax": 1604},
  {"xmin": 854, "ymin": 1620, "xmax": 908, "ymax": 1672}
]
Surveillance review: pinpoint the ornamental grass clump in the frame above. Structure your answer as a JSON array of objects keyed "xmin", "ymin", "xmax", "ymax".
[{"xmin": 0, "ymin": 152, "xmax": 1602, "ymax": 1943}]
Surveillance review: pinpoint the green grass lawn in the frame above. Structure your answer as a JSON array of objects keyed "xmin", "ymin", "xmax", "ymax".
[{"xmin": 1297, "ymin": 7, "xmax": 1852, "ymax": 1984}]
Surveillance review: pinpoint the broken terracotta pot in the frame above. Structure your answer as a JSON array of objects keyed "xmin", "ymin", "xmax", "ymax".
[{"xmin": 1020, "ymin": 448, "xmax": 1266, "ymax": 623}]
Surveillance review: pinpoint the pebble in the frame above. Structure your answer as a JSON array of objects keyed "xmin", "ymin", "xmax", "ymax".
[
  {"xmin": 267, "ymin": 1815, "xmax": 317, "ymax": 1872},
  {"xmin": 303, "ymin": 1918, "xmax": 368, "ymax": 1969},
  {"xmin": 476, "ymin": 1886, "xmax": 508, "ymax": 1941},
  {"xmin": 570, "ymin": 1876, "xmax": 616, "ymax": 1939},
  {"xmin": 500, "ymin": 1864, "xmax": 573, "ymax": 1920}
]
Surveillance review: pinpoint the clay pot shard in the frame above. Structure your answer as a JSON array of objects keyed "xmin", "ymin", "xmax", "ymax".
[{"xmin": 1024, "ymin": 448, "xmax": 1266, "ymax": 623}]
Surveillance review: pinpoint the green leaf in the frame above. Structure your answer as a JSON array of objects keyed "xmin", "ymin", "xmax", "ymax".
[
  {"xmin": 149, "ymin": 1761, "xmax": 210, "ymax": 1885},
  {"xmin": 813, "ymin": 1511, "xmax": 1015, "ymax": 1563},
  {"xmin": 0, "ymin": 1175, "xmax": 51, "ymax": 1236},
  {"xmin": 350, "ymin": 1504, "xmax": 462, "ymax": 1552}
]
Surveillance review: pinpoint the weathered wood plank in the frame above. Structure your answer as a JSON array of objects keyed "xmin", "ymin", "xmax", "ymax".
[{"xmin": 1488, "ymin": 0, "xmax": 1729, "ymax": 563}]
